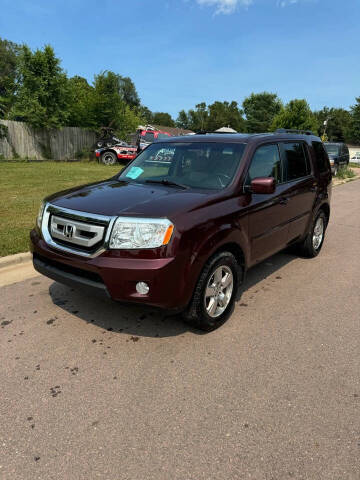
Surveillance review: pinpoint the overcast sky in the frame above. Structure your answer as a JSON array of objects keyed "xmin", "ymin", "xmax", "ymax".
[{"xmin": 0, "ymin": 0, "xmax": 358, "ymax": 118}]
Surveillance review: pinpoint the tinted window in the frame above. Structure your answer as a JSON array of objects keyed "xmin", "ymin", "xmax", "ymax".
[
  {"xmin": 246, "ymin": 144, "xmax": 282, "ymax": 185},
  {"xmin": 119, "ymin": 142, "xmax": 246, "ymax": 190},
  {"xmin": 144, "ymin": 132, "xmax": 155, "ymax": 142},
  {"xmin": 312, "ymin": 141, "xmax": 330, "ymax": 173},
  {"xmin": 282, "ymin": 143, "xmax": 310, "ymax": 181}
]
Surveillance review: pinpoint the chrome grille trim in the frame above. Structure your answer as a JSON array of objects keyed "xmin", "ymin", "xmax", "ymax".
[
  {"xmin": 41, "ymin": 203, "xmax": 117, "ymax": 258},
  {"xmin": 50, "ymin": 215, "xmax": 105, "ymax": 248}
]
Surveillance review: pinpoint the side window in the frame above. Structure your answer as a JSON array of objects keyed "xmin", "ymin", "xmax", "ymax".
[
  {"xmin": 282, "ymin": 142, "xmax": 310, "ymax": 181},
  {"xmin": 144, "ymin": 132, "xmax": 155, "ymax": 142},
  {"xmin": 246, "ymin": 144, "xmax": 282, "ymax": 185},
  {"xmin": 312, "ymin": 141, "xmax": 330, "ymax": 173}
]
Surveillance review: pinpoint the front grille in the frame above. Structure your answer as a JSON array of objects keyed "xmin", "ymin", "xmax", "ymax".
[
  {"xmin": 49, "ymin": 214, "xmax": 106, "ymax": 252},
  {"xmin": 41, "ymin": 204, "xmax": 115, "ymax": 258}
]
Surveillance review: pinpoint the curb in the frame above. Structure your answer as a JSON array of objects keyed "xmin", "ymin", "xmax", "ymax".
[{"xmin": 0, "ymin": 252, "xmax": 32, "ymax": 270}]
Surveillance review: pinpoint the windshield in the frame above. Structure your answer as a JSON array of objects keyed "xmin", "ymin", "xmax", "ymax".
[
  {"xmin": 118, "ymin": 142, "xmax": 246, "ymax": 190},
  {"xmin": 324, "ymin": 144, "xmax": 340, "ymax": 156}
]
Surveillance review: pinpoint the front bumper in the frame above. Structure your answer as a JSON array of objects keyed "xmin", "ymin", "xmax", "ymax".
[{"xmin": 30, "ymin": 229, "xmax": 191, "ymax": 309}]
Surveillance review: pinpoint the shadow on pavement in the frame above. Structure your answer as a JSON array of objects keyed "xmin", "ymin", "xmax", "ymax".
[{"xmin": 48, "ymin": 249, "xmax": 297, "ymax": 338}]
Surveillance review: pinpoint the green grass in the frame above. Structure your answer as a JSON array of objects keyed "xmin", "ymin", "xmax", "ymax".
[
  {"xmin": 349, "ymin": 162, "xmax": 360, "ymax": 168},
  {"xmin": 0, "ymin": 161, "xmax": 123, "ymax": 257},
  {"xmin": 336, "ymin": 165, "xmax": 356, "ymax": 180}
]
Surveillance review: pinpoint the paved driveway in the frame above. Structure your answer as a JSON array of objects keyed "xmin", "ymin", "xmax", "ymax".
[{"xmin": 1, "ymin": 181, "xmax": 360, "ymax": 480}]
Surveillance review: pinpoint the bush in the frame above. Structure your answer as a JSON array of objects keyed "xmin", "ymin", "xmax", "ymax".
[{"xmin": 336, "ymin": 166, "xmax": 356, "ymax": 179}]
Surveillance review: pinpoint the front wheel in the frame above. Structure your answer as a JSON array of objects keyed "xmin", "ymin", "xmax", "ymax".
[
  {"xmin": 297, "ymin": 210, "xmax": 327, "ymax": 258},
  {"xmin": 183, "ymin": 251, "xmax": 241, "ymax": 331},
  {"xmin": 100, "ymin": 151, "xmax": 117, "ymax": 166}
]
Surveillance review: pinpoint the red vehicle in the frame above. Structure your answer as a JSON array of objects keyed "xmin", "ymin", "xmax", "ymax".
[
  {"xmin": 137, "ymin": 126, "xmax": 172, "ymax": 150},
  {"xmin": 95, "ymin": 144, "xmax": 138, "ymax": 165},
  {"xmin": 31, "ymin": 130, "xmax": 332, "ymax": 331}
]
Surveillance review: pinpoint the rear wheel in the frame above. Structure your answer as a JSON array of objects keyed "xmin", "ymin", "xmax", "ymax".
[
  {"xmin": 297, "ymin": 210, "xmax": 327, "ymax": 258},
  {"xmin": 183, "ymin": 251, "xmax": 241, "ymax": 331},
  {"xmin": 100, "ymin": 151, "xmax": 117, "ymax": 166}
]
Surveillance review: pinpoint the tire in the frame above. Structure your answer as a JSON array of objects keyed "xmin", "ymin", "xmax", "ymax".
[
  {"xmin": 297, "ymin": 210, "xmax": 327, "ymax": 258},
  {"xmin": 183, "ymin": 251, "xmax": 241, "ymax": 331},
  {"xmin": 100, "ymin": 151, "xmax": 117, "ymax": 166}
]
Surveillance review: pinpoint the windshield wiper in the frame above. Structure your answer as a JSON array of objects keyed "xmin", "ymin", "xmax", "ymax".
[{"xmin": 145, "ymin": 179, "xmax": 189, "ymax": 190}]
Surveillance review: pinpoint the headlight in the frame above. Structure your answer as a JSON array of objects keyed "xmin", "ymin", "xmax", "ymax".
[
  {"xmin": 37, "ymin": 201, "xmax": 45, "ymax": 229},
  {"xmin": 109, "ymin": 217, "xmax": 174, "ymax": 249}
]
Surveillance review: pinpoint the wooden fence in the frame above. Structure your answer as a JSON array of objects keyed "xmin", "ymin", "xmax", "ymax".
[{"xmin": 0, "ymin": 120, "xmax": 96, "ymax": 160}]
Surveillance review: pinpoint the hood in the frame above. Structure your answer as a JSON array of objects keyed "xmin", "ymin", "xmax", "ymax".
[{"xmin": 45, "ymin": 179, "xmax": 216, "ymax": 219}]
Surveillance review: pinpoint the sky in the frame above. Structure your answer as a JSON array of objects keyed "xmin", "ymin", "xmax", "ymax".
[{"xmin": 0, "ymin": 0, "xmax": 359, "ymax": 119}]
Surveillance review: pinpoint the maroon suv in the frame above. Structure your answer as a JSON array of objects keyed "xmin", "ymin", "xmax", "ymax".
[{"xmin": 31, "ymin": 131, "xmax": 332, "ymax": 331}]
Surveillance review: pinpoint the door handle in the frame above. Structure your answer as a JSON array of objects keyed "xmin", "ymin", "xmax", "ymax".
[{"xmin": 279, "ymin": 197, "xmax": 289, "ymax": 205}]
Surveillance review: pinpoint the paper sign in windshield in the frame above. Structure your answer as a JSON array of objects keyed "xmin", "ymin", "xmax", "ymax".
[{"xmin": 126, "ymin": 167, "xmax": 144, "ymax": 179}]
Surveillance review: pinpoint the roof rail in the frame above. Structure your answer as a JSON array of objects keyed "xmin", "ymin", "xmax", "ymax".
[
  {"xmin": 275, "ymin": 128, "xmax": 315, "ymax": 136},
  {"xmin": 194, "ymin": 131, "xmax": 238, "ymax": 135}
]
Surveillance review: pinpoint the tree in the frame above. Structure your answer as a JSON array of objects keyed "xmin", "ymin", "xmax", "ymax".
[
  {"xmin": 91, "ymin": 71, "xmax": 127, "ymax": 129},
  {"xmin": 313, "ymin": 107, "xmax": 352, "ymax": 142},
  {"xmin": 243, "ymin": 92, "xmax": 282, "ymax": 133},
  {"xmin": 176, "ymin": 110, "xmax": 191, "ymax": 129},
  {"xmin": 137, "ymin": 105, "xmax": 153, "ymax": 124},
  {"xmin": 118, "ymin": 76, "xmax": 140, "ymax": 108},
  {"xmin": 90, "ymin": 71, "xmax": 142, "ymax": 138},
  {"xmin": 152, "ymin": 112, "xmax": 175, "ymax": 127},
  {"xmin": 0, "ymin": 37, "xmax": 21, "ymax": 117},
  {"xmin": 10, "ymin": 45, "xmax": 70, "ymax": 128},
  {"xmin": 347, "ymin": 97, "xmax": 360, "ymax": 144},
  {"xmin": 271, "ymin": 99, "xmax": 318, "ymax": 133},
  {"xmin": 67, "ymin": 76, "xmax": 94, "ymax": 127},
  {"xmin": 207, "ymin": 100, "xmax": 245, "ymax": 132}
]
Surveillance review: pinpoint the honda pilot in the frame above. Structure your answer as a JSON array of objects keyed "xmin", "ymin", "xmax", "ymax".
[{"xmin": 31, "ymin": 130, "xmax": 332, "ymax": 331}]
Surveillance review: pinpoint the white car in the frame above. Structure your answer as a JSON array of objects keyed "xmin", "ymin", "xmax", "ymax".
[{"xmin": 351, "ymin": 152, "xmax": 360, "ymax": 165}]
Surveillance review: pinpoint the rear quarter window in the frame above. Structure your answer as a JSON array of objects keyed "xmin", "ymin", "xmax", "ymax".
[
  {"xmin": 312, "ymin": 141, "xmax": 330, "ymax": 173},
  {"xmin": 281, "ymin": 142, "xmax": 311, "ymax": 181}
]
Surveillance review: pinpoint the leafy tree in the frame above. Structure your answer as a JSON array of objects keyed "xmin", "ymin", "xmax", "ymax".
[
  {"xmin": 91, "ymin": 71, "xmax": 127, "ymax": 129},
  {"xmin": 90, "ymin": 71, "xmax": 143, "ymax": 138},
  {"xmin": 313, "ymin": 107, "xmax": 352, "ymax": 142},
  {"xmin": 243, "ymin": 92, "xmax": 282, "ymax": 133},
  {"xmin": 176, "ymin": 101, "xmax": 245, "ymax": 132},
  {"xmin": 0, "ymin": 37, "xmax": 21, "ymax": 117},
  {"xmin": 10, "ymin": 45, "xmax": 70, "ymax": 128},
  {"xmin": 67, "ymin": 76, "xmax": 94, "ymax": 127},
  {"xmin": 137, "ymin": 105, "xmax": 153, "ymax": 124},
  {"xmin": 347, "ymin": 97, "xmax": 360, "ymax": 144},
  {"xmin": 117, "ymin": 104, "xmax": 143, "ymax": 139},
  {"xmin": 176, "ymin": 110, "xmax": 191, "ymax": 129},
  {"xmin": 118, "ymin": 76, "xmax": 140, "ymax": 108},
  {"xmin": 207, "ymin": 100, "xmax": 245, "ymax": 132},
  {"xmin": 152, "ymin": 112, "xmax": 175, "ymax": 127},
  {"xmin": 271, "ymin": 99, "xmax": 318, "ymax": 133}
]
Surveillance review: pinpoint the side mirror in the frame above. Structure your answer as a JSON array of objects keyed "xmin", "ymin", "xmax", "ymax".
[{"xmin": 250, "ymin": 177, "xmax": 276, "ymax": 194}]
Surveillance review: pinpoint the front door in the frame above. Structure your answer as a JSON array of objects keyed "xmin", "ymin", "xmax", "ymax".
[{"xmin": 244, "ymin": 143, "xmax": 291, "ymax": 266}]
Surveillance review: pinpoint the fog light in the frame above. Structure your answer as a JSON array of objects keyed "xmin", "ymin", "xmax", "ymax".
[{"xmin": 136, "ymin": 282, "xmax": 149, "ymax": 295}]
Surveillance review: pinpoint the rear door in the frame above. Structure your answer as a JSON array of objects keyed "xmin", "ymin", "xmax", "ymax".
[{"xmin": 279, "ymin": 141, "xmax": 317, "ymax": 243}]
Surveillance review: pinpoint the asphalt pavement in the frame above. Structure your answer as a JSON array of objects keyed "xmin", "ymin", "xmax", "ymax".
[{"xmin": 1, "ymin": 180, "xmax": 360, "ymax": 480}]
